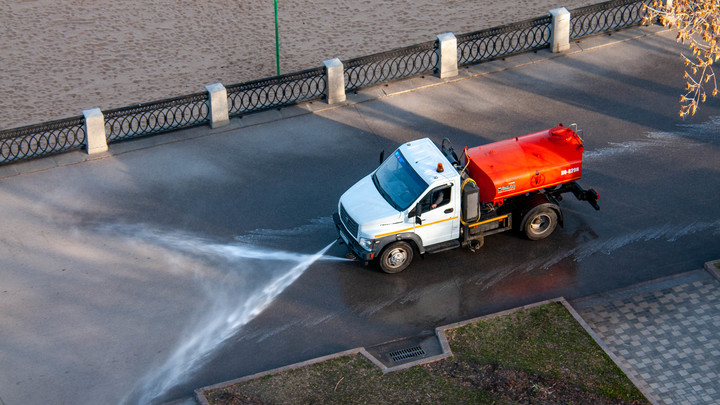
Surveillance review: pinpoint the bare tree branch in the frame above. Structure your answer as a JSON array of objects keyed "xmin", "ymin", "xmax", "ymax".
[{"xmin": 644, "ymin": 0, "xmax": 719, "ymax": 117}]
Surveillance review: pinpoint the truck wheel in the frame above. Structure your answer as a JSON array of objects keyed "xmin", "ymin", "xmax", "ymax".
[
  {"xmin": 379, "ymin": 241, "xmax": 413, "ymax": 274},
  {"xmin": 524, "ymin": 207, "xmax": 558, "ymax": 240}
]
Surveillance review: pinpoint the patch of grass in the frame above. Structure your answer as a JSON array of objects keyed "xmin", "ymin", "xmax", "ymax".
[
  {"xmin": 202, "ymin": 302, "xmax": 648, "ymax": 404},
  {"xmin": 447, "ymin": 302, "xmax": 645, "ymax": 401}
]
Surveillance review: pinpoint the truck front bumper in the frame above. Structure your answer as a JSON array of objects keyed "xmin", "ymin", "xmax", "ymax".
[{"xmin": 333, "ymin": 212, "xmax": 375, "ymax": 262}]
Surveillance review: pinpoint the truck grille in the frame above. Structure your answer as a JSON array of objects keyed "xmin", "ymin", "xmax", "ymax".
[{"xmin": 340, "ymin": 204, "xmax": 358, "ymax": 238}]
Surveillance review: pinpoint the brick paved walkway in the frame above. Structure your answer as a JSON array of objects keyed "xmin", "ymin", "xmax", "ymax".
[{"xmin": 573, "ymin": 270, "xmax": 720, "ymax": 405}]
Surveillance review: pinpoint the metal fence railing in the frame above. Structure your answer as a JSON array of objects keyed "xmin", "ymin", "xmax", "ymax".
[
  {"xmin": 571, "ymin": 0, "xmax": 650, "ymax": 39},
  {"xmin": 227, "ymin": 67, "xmax": 326, "ymax": 118},
  {"xmin": 458, "ymin": 15, "xmax": 553, "ymax": 66},
  {"xmin": 0, "ymin": 116, "xmax": 86, "ymax": 165},
  {"xmin": 0, "ymin": 0, "xmax": 651, "ymax": 167},
  {"xmin": 104, "ymin": 92, "xmax": 210, "ymax": 144},
  {"xmin": 344, "ymin": 41, "xmax": 438, "ymax": 91}
]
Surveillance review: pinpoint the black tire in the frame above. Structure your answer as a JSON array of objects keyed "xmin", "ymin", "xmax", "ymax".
[
  {"xmin": 523, "ymin": 207, "xmax": 558, "ymax": 240},
  {"xmin": 378, "ymin": 241, "xmax": 414, "ymax": 273}
]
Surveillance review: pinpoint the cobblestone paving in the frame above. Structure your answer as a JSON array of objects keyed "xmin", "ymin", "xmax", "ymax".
[{"xmin": 573, "ymin": 271, "xmax": 720, "ymax": 405}]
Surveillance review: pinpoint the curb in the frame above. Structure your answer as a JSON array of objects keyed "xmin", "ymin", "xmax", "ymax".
[
  {"xmin": 705, "ymin": 259, "xmax": 720, "ymax": 281},
  {"xmin": 194, "ymin": 297, "xmax": 652, "ymax": 404},
  {"xmin": 194, "ymin": 347, "xmax": 366, "ymax": 405}
]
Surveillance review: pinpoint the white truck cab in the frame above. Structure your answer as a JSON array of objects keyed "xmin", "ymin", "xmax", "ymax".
[{"xmin": 334, "ymin": 138, "xmax": 462, "ymax": 273}]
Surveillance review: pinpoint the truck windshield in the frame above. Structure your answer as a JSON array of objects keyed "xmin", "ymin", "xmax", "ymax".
[{"xmin": 372, "ymin": 150, "xmax": 428, "ymax": 211}]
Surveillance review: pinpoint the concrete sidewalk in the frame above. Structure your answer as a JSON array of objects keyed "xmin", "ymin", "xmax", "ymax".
[{"xmin": 572, "ymin": 261, "xmax": 720, "ymax": 405}]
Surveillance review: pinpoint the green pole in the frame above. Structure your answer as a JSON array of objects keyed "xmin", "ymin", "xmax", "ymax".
[{"xmin": 274, "ymin": 0, "xmax": 280, "ymax": 75}]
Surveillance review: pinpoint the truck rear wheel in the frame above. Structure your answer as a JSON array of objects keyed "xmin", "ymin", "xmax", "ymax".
[
  {"xmin": 378, "ymin": 241, "xmax": 413, "ymax": 274},
  {"xmin": 523, "ymin": 207, "xmax": 558, "ymax": 240}
]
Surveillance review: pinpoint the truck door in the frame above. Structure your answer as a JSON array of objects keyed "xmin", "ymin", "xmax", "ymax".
[{"xmin": 413, "ymin": 185, "xmax": 458, "ymax": 246}]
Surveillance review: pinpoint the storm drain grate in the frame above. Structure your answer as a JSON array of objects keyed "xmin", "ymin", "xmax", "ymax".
[{"xmin": 389, "ymin": 346, "xmax": 426, "ymax": 362}]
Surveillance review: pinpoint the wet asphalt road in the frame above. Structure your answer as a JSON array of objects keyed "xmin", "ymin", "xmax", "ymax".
[
  {"xmin": 166, "ymin": 29, "xmax": 720, "ymax": 402},
  {"xmin": 1, "ymin": 28, "xmax": 719, "ymax": 404}
]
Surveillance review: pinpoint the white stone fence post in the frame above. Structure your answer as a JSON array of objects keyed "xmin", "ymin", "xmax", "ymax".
[
  {"xmin": 436, "ymin": 32, "xmax": 458, "ymax": 79},
  {"xmin": 83, "ymin": 108, "xmax": 108, "ymax": 154},
  {"xmin": 550, "ymin": 7, "xmax": 571, "ymax": 53},
  {"xmin": 205, "ymin": 83, "xmax": 229, "ymax": 129},
  {"xmin": 324, "ymin": 58, "xmax": 346, "ymax": 105}
]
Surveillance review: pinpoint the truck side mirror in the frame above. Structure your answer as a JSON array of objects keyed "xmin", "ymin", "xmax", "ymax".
[
  {"xmin": 414, "ymin": 205, "xmax": 423, "ymax": 225},
  {"xmin": 379, "ymin": 150, "xmax": 385, "ymax": 166}
]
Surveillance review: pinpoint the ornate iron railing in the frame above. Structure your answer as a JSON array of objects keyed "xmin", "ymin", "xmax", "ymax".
[
  {"xmin": 344, "ymin": 41, "xmax": 438, "ymax": 91},
  {"xmin": 570, "ymin": 0, "xmax": 649, "ymax": 39},
  {"xmin": 0, "ymin": 116, "xmax": 86, "ymax": 165},
  {"xmin": 104, "ymin": 92, "xmax": 209, "ymax": 143},
  {"xmin": 458, "ymin": 15, "xmax": 552, "ymax": 66},
  {"xmin": 227, "ymin": 67, "xmax": 326, "ymax": 118},
  {"xmin": 0, "ymin": 0, "xmax": 651, "ymax": 167}
]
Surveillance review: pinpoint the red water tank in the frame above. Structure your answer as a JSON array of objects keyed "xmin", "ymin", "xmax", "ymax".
[{"xmin": 465, "ymin": 125, "xmax": 584, "ymax": 204}]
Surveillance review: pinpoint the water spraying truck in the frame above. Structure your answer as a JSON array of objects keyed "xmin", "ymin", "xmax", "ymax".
[{"xmin": 333, "ymin": 124, "xmax": 600, "ymax": 273}]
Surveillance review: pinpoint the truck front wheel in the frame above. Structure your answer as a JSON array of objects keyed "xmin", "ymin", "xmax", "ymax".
[
  {"xmin": 378, "ymin": 241, "xmax": 413, "ymax": 274},
  {"xmin": 523, "ymin": 207, "xmax": 558, "ymax": 240}
]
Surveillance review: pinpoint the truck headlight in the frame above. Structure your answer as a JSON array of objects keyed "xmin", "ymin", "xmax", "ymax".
[{"xmin": 358, "ymin": 237, "xmax": 376, "ymax": 251}]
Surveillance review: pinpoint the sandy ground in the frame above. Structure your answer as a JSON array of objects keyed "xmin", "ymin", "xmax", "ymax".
[{"xmin": 0, "ymin": 0, "xmax": 598, "ymax": 129}]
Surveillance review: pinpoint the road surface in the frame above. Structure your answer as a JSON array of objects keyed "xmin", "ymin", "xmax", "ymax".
[{"xmin": 1, "ymin": 28, "xmax": 718, "ymax": 404}]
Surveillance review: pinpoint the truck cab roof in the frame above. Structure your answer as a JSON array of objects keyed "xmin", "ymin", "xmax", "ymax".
[{"xmin": 399, "ymin": 138, "xmax": 459, "ymax": 185}]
